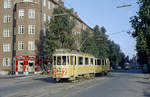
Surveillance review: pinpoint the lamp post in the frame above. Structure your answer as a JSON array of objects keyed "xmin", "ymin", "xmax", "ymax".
[{"xmin": 116, "ymin": 4, "xmax": 132, "ymax": 8}]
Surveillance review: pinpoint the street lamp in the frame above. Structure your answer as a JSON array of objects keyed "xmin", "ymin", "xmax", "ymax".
[{"xmin": 116, "ymin": 4, "xmax": 132, "ymax": 8}]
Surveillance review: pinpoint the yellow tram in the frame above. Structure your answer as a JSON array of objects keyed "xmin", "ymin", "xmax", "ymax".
[{"xmin": 52, "ymin": 49, "xmax": 110, "ymax": 82}]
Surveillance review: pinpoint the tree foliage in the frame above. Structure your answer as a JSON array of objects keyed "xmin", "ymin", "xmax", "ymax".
[
  {"xmin": 80, "ymin": 29, "xmax": 98, "ymax": 56},
  {"xmin": 43, "ymin": 7, "xmax": 75, "ymax": 58},
  {"xmin": 130, "ymin": 0, "xmax": 150, "ymax": 72},
  {"xmin": 81, "ymin": 25, "xmax": 126, "ymax": 67}
]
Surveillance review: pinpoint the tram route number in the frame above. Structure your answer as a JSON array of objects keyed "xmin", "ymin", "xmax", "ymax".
[{"xmin": 62, "ymin": 68, "xmax": 67, "ymax": 76}]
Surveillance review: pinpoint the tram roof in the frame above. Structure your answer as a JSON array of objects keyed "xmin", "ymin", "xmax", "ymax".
[
  {"xmin": 53, "ymin": 49, "xmax": 94, "ymax": 57},
  {"xmin": 54, "ymin": 49, "xmax": 82, "ymax": 55}
]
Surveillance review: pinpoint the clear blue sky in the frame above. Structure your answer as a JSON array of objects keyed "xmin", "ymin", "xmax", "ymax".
[{"xmin": 63, "ymin": 0, "xmax": 139, "ymax": 58}]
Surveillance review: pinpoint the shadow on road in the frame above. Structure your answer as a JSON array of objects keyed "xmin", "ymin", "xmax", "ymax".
[
  {"xmin": 33, "ymin": 77, "xmax": 56, "ymax": 83},
  {"xmin": 144, "ymin": 91, "xmax": 150, "ymax": 97},
  {"xmin": 33, "ymin": 77, "xmax": 71, "ymax": 83},
  {"xmin": 108, "ymin": 69, "xmax": 148, "ymax": 80},
  {"xmin": 143, "ymin": 86, "xmax": 150, "ymax": 97},
  {"xmin": 111, "ymin": 69, "xmax": 143, "ymax": 74},
  {"xmin": 136, "ymin": 80, "xmax": 150, "ymax": 85}
]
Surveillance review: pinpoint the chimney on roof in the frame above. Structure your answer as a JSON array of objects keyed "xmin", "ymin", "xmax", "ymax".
[{"xmin": 74, "ymin": 12, "xmax": 78, "ymax": 17}]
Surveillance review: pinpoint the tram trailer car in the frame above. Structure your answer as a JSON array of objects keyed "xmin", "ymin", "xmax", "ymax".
[{"xmin": 52, "ymin": 49, "xmax": 110, "ymax": 82}]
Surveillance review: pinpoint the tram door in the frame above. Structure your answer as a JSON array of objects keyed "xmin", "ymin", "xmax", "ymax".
[
  {"xmin": 28, "ymin": 61, "xmax": 34, "ymax": 72},
  {"xmin": 18, "ymin": 61, "xmax": 24, "ymax": 72}
]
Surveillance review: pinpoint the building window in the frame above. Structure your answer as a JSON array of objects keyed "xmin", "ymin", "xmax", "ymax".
[
  {"xmin": 3, "ymin": 15, "xmax": 11, "ymax": 23},
  {"xmin": 48, "ymin": 1, "xmax": 50, "ymax": 9},
  {"xmin": 83, "ymin": 25, "xmax": 87, "ymax": 30},
  {"xmin": 3, "ymin": 29, "xmax": 10, "ymax": 37},
  {"xmin": 3, "ymin": 58, "xmax": 10, "ymax": 66},
  {"xmin": 43, "ymin": 0, "xmax": 46, "ymax": 6},
  {"xmin": 4, "ymin": 0, "xmax": 11, "ymax": 8},
  {"xmin": 18, "ymin": 25, "xmax": 24, "ymax": 34},
  {"xmin": 28, "ymin": 25, "xmax": 35, "ymax": 34},
  {"xmin": 28, "ymin": 41, "xmax": 35, "ymax": 51},
  {"xmin": 28, "ymin": 9, "xmax": 35, "ymax": 19},
  {"xmin": 3, "ymin": 43, "xmax": 11, "ymax": 52},
  {"xmin": 52, "ymin": 3, "xmax": 55, "ymax": 9},
  {"xmin": 18, "ymin": 41, "xmax": 24, "ymax": 50},
  {"xmin": 43, "ymin": 13, "xmax": 46, "ymax": 22},
  {"xmin": 48, "ymin": 16, "xmax": 51, "ymax": 22},
  {"xmin": 19, "ymin": 9, "xmax": 24, "ymax": 18}
]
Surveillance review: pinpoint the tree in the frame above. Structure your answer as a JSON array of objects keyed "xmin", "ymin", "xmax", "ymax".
[
  {"xmin": 93, "ymin": 25, "xmax": 109, "ymax": 57},
  {"xmin": 130, "ymin": 0, "xmax": 150, "ymax": 72},
  {"xmin": 80, "ymin": 29, "xmax": 98, "ymax": 56},
  {"xmin": 108, "ymin": 40, "xmax": 121, "ymax": 67},
  {"xmin": 43, "ymin": 7, "xmax": 75, "ymax": 58}
]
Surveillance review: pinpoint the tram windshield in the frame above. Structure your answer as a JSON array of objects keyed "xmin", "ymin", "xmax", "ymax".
[
  {"xmin": 62, "ymin": 56, "xmax": 66, "ymax": 65},
  {"xmin": 57, "ymin": 56, "xmax": 61, "ymax": 65},
  {"xmin": 53, "ymin": 56, "xmax": 68, "ymax": 65}
]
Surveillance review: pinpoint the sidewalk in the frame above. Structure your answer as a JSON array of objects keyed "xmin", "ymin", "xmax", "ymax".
[{"xmin": 0, "ymin": 74, "xmax": 34, "ymax": 79}]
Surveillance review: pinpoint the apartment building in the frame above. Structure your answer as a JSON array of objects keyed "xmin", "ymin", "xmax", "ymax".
[{"xmin": 0, "ymin": 0, "xmax": 93, "ymax": 75}]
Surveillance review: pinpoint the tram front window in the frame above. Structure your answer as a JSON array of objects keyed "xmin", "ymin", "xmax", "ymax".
[
  {"xmin": 57, "ymin": 56, "xmax": 61, "ymax": 65},
  {"xmin": 62, "ymin": 56, "xmax": 66, "ymax": 65}
]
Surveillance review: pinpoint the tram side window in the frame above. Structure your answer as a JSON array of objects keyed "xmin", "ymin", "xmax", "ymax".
[
  {"xmin": 54, "ymin": 56, "xmax": 56, "ymax": 65},
  {"xmin": 62, "ymin": 56, "xmax": 66, "ymax": 65},
  {"xmin": 95, "ymin": 60, "xmax": 97, "ymax": 65},
  {"xmin": 105, "ymin": 60, "xmax": 107, "ymax": 65},
  {"xmin": 105, "ymin": 60, "xmax": 108, "ymax": 65},
  {"xmin": 57, "ymin": 56, "xmax": 61, "ymax": 65},
  {"xmin": 97, "ymin": 59, "xmax": 101, "ymax": 65},
  {"xmin": 70, "ymin": 56, "xmax": 74, "ymax": 65},
  {"xmin": 75, "ymin": 56, "xmax": 76, "ymax": 65},
  {"xmin": 85, "ymin": 58, "xmax": 89, "ymax": 65},
  {"xmin": 79, "ymin": 57, "xmax": 83, "ymax": 65},
  {"xmin": 91, "ymin": 58, "xmax": 93, "ymax": 65},
  {"xmin": 102, "ymin": 59, "xmax": 105, "ymax": 65},
  {"xmin": 67, "ymin": 56, "xmax": 69, "ymax": 65}
]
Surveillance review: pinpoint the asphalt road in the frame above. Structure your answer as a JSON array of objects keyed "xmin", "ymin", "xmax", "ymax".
[{"xmin": 0, "ymin": 70, "xmax": 150, "ymax": 97}]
